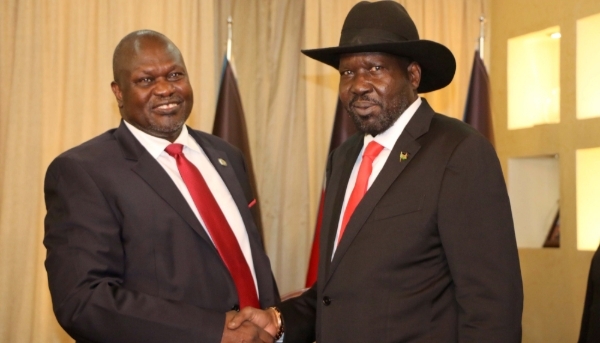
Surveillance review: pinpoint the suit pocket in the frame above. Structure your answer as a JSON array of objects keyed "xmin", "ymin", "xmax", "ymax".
[{"xmin": 372, "ymin": 194, "xmax": 424, "ymax": 221}]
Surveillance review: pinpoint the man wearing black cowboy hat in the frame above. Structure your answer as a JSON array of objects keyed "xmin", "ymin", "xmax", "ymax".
[{"xmin": 229, "ymin": 2, "xmax": 523, "ymax": 342}]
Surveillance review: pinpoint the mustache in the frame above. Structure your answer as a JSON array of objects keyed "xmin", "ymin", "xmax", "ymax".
[{"xmin": 349, "ymin": 95, "xmax": 383, "ymax": 108}]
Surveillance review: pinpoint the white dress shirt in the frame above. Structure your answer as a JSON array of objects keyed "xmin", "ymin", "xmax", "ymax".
[
  {"xmin": 124, "ymin": 121, "xmax": 259, "ymax": 295},
  {"xmin": 332, "ymin": 97, "xmax": 422, "ymax": 256}
]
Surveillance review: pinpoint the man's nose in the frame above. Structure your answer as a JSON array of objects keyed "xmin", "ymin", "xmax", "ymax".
[
  {"xmin": 153, "ymin": 78, "xmax": 175, "ymax": 96},
  {"xmin": 350, "ymin": 73, "xmax": 372, "ymax": 95}
]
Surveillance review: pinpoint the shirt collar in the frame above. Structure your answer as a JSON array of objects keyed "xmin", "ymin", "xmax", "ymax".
[
  {"xmin": 123, "ymin": 121, "xmax": 200, "ymax": 159},
  {"xmin": 363, "ymin": 97, "xmax": 422, "ymax": 149}
]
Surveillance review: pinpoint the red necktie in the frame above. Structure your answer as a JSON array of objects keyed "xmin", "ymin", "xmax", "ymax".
[
  {"xmin": 338, "ymin": 141, "xmax": 384, "ymax": 243},
  {"xmin": 165, "ymin": 143, "xmax": 259, "ymax": 308}
]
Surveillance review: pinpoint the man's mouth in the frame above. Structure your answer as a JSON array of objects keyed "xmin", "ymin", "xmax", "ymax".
[
  {"xmin": 156, "ymin": 103, "xmax": 179, "ymax": 110},
  {"xmin": 349, "ymin": 97, "xmax": 381, "ymax": 116},
  {"xmin": 351, "ymin": 102, "xmax": 379, "ymax": 116},
  {"xmin": 353, "ymin": 102, "xmax": 376, "ymax": 109},
  {"xmin": 153, "ymin": 100, "xmax": 182, "ymax": 113}
]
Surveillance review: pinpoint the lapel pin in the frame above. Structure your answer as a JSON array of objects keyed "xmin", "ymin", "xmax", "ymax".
[
  {"xmin": 218, "ymin": 158, "xmax": 228, "ymax": 166},
  {"xmin": 399, "ymin": 151, "xmax": 409, "ymax": 162}
]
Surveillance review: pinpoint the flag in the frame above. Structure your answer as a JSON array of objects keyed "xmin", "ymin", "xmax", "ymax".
[
  {"xmin": 463, "ymin": 51, "xmax": 494, "ymax": 145},
  {"xmin": 212, "ymin": 56, "xmax": 263, "ymax": 236},
  {"xmin": 305, "ymin": 98, "xmax": 357, "ymax": 287},
  {"xmin": 543, "ymin": 210, "xmax": 560, "ymax": 248}
]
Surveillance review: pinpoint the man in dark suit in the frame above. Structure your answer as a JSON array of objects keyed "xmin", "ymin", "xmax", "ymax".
[
  {"xmin": 44, "ymin": 30, "xmax": 279, "ymax": 343},
  {"xmin": 229, "ymin": 2, "xmax": 523, "ymax": 342},
  {"xmin": 579, "ymin": 244, "xmax": 600, "ymax": 342}
]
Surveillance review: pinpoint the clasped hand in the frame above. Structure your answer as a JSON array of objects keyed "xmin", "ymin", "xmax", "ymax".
[{"xmin": 222, "ymin": 307, "xmax": 280, "ymax": 343}]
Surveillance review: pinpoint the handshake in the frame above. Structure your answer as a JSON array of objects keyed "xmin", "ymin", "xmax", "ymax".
[{"xmin": 223, "ymin": 307, "xmax": 284, "ymax": 343}]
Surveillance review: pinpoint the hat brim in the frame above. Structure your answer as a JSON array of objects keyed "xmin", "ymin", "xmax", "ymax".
[{"xmin": 301, "ymin": 40, "xmax": 456, "ymax": 93}]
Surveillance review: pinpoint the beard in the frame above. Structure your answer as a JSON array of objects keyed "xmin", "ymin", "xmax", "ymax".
[
  {"xmin": 145, "ymin": 100, "xmax": 192, "ymax": 136},
  {"xmin": 346, "ymin": 91, "xmax": 412, "ymax": 137},
  {"xmin": 147, "ymin": 114, "xmax": 188, "ymax": 134}
]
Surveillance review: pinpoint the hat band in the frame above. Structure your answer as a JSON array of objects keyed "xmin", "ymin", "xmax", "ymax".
[{"xmin": 339, "ymin": 28, "xmax": 416, "ymax": 46}]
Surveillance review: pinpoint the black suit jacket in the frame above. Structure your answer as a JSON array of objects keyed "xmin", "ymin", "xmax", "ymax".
[
  {"xmin": 44, "ymin": 122, "xmax": 279, "ymax": 343},
  {"xmin": 279, "ymin": 99, "xmax": 523, "ymax": 343},
  {"xmin": 579, "ymin": 244, "xmax": 600, "ymax": 343}
]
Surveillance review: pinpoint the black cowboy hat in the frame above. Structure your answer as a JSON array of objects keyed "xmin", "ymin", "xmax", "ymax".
[{"xmin": 301, "ymin": 1, "xmax": 456, "ymax": 93}]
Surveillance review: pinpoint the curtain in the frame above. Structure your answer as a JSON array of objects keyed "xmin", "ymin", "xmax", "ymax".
[
  {"xmin": 216, "ymin": 0, "xmax": 310, "ymax": 295},
  {"xmin": 0, "ymin": 0, "xmax": 485, "ymax": 341}
]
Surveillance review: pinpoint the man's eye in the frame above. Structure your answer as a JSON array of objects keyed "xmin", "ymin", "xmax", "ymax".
[
  {"xmin": 341, "ymin": 70, "xmax": 353, "ymax": 76},
  {"xmin": 371, "ymin": 66, "xmax": 382, "ymax": 71},
  {"xmin": 168, "ymin": 72, "xmax": 183, "ymax": 80},
  {"xmin": 137, "ymin": 77, "xmax": 153, "ymax": 85}
]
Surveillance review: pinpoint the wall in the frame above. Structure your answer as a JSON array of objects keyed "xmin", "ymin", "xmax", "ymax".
[{"xmin": 490, "ymin": 0, "xmax": 600, "ymax": 341}]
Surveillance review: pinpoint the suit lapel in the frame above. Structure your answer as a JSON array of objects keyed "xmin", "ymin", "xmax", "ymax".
[
  {"xmin": 115, "ymin": 123, "xmax": 277, "ymax": 303},
  {"xmin": 114, "ymin": 122, "xmax": 214, "ymax": 246},
  {"xmin": 320, "ymin": 135, "xmax": 363, "ymax": 278},
  {"xmin": 187, "ymin": 129, "xmax": 257, "ymax": 242},
  {"xmin": 323, "ymin": 99, "xmax": 435, "ymax": 285}
]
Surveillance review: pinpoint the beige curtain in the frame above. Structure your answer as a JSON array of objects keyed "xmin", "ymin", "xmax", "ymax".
[
  {"xmin": 0, "ymin": 0, "xmax": 484, "ymax": 341},
  {"xmin": 216, "ymin": 0, "xmax": 310, "ymax": 295}
]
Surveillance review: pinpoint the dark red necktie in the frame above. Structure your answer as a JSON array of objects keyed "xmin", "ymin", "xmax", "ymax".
[
  {"xmin": 338, "ymin": 141, "xmax": 384, "ymax": 243},
  {"xmin": 165, "ymin": 143, "xmax": 259, "ymax": 308}
]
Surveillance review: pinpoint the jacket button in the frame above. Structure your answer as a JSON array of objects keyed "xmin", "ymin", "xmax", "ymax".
[
  {"xmin": 231, "ymin": 304, "xmax": 240, "ymax": 311},
  {"xmin": 322, "ymin": 296, "xmax": 331, "ymax": 306}
]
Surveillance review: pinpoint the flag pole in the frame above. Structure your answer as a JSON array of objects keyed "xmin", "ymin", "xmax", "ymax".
[
  {"xmin": 463, "ymin": 8, "xmax": 494, "ymax": 145},
  {"xmin": 214, "ymin": 14, "xmax": 265, "ymax": 238},
  {"xmin": 227, "ymin": 16, "xmax": 233, "ymax": 61},
  {"xmin": 479, "ymin": 15, "xmax": 485, "ymax": 60}
]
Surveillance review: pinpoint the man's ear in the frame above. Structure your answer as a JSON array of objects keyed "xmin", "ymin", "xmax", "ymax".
[
  {"xmin": 407, "ymin": 62, "xmax": 422, "ymax": 90},
  {"xmin": 111, "ymin": 81, "xmax": 124, "ymax": 108}
]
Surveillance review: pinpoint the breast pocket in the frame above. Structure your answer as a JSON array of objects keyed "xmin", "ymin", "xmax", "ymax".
[{"xmin": 372, "ymin": 194, "xmax": 425, "ymax": 221}]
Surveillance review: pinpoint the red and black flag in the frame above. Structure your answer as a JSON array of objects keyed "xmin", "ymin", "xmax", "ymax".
[
  {"xmin": 213, "ymin": 57, "xmax": 263, "ymax": 235},
  {"xmin": 305, "ymin": 98, "xmax": 357, "ymax": 287},
  {"xmin": 463, "ymin": 51, "xmax": 494, "ymax": 145}
]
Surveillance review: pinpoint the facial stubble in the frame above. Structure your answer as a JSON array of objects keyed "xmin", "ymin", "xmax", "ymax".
[{"xmin": 347, "ymin": 87, "xmax": 412, "ymax": 137}]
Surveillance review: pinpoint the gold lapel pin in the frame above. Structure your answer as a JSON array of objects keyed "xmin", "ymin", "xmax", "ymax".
[
  {"xmin": 399, "ymin": 151, "xmax": 409, "ymax": 162},
  {"xmin": 218, "ymin": 158, "xmax": 228, "ymax": 166}
]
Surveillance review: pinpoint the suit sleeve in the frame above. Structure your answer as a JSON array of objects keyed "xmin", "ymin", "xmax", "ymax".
[
  {"xmin": 578, "ymin": 257, "xmax": 594, "ymax": 343},
  {"xmin": 437, "ymin": 133, "xmax": 523, "ymax": 342},
  {"xmin": 43, "ymin": 156, "xmax": 225, "ymax": 343},
  {"xmin": 578, "ymin": 245, "xmax": 600, "ymax": 343},
  {"xmin": 278, "ymin": 284, "xmax": 317, "ymax": 343}
]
